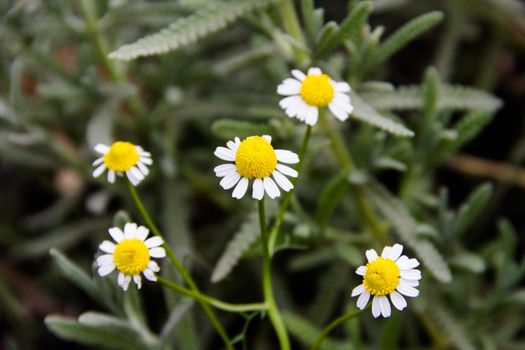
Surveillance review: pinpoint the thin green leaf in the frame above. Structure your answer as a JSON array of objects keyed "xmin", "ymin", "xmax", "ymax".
[
  {"xmin": 49, "ymin": 248, "xmax": 101, "ymax": 305},
  {"xmin": 109, "ymin": 0, "xmax": 275, "ymax": 60},
  {"xmin": 350, "ymin": 91, "xmax": 415, "ymax": 137},
  {"xmin": 315, "ymin": 1, "xmax": 372, "ymax": 58},
  {"xmin": 315, "ymin": 168, "xmax": 350, "ymax": 228},
  {"xmin": 367, "ymin": 11, "xmax": 444, "ymax": 71},
  {"xmin": 448, "ymin": 183, "xmax": 493, "ymax": 241}
]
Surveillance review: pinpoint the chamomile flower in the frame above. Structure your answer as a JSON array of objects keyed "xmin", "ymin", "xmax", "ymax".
[
  {"xmin": 92, "ymin": 141, "xmax": 152, "ymax": 186},
  {"xmin": 351, "ymin": 244, "xmax": 421, "ymax": 318},
  {"xmin": 96, "ymin": 223, "xmax": 166, "ymax": 291},
  {"xmin": 214, "ymin": 135, "xmax": 299, "ymax": 200},
  {"xmin": 277, "ymin": 67, "xmax": 353, "ymax": 125}
]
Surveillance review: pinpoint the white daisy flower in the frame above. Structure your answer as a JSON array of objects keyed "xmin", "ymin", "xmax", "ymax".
[
  {"xmin": 351, "ymin": 243, "xmax": 422, "ymax": 318},
  {"xmin": 277, "ymin": 67, "xmax": 353, "ymax": 125},
  {"xmin": 214, "ymin": 135, "xmax": 299, "ymax": 200},
  {"xmin": 92, "ymin": 141, "xmax": 153, "ymax": 186},
  {"xmin": 96, "ymin": 222, "xmax": 166, "ymax": 291}
]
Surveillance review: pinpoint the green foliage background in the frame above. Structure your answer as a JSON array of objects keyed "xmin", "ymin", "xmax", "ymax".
[{"xmin": 1, "ymin": 0, "xmax": 524, "ymax": 349}]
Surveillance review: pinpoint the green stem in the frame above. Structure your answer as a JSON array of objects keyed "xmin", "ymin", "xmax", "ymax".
[
  {"xmin": 157, "ymin": 277, "xmax": 267, "ymax": 313},
  {"xmin": 78, "ymin": 0, "xmax": 119, "ymax": 81},
  {"xmin": 311, "ymin": 304, "xmax": 371, "ymax": 350},
  {"xmin": 259, "ymin": 198, "xmax": 291, "ymax": 350},
  {"xmin": 127, "ymin": 182, "xmax": 234, "ymax": 350},
  {"xmin": 269, "ymin": 125, "xmax": 312, "ymax": 255},
  {"xmin": 276, "ymin": 0, "xmax": 309, "ymax": 65},
  {"xmin": 319, "ymin": 113, "xmax": 388, "ymax": 245}
]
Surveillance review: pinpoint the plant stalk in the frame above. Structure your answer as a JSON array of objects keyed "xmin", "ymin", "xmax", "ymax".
[
  {"xmin": 259, "ymin": 198, "xmax": 291, "ymax": 350},
  {"xmin": 127, "ymin": 182, "xmax": 234, "ymax": 350}
]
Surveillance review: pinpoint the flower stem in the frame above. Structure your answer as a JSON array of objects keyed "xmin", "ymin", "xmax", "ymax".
[
  {"xmin": 269, "ymin": 124, "xmax": 312, "ymax": 255},
  {"xmin": 276, "ymin": 0, "xmax": 309, "ymax": 65},
  {"xmin": 157, "ymin": 276, "xmax": 267, "ymax": 313},
  {"xmin": 259, "ymin": 198, "xmax": 291, "ymax": 350},
  {"xmin": 311, "ymin": 304, "xmax": 371, "ymax": 350},
  {"xmin": 127, "ymin": 182, "xmax": 234, "ymax": 350}
]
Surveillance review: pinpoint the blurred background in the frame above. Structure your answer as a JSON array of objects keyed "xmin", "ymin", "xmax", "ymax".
[{"xmin": 1, "ymin": 0, "xmax": 525, "ymax": 349}]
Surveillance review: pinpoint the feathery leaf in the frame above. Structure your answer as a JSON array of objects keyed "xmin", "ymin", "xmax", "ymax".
[{"xmin": 109, "ymin": 0, "xmax": 275, "ymax": 60}]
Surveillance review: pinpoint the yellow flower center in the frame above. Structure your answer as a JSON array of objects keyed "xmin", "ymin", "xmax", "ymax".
[
  {"xmin": 300, "ymin": 74, "xmax": 334, "ymax": 107},
  {"xmin": 113, "ymin": 239, "xmax": 150, "ymax": 276},
  {"xmin": 363, "ymin": 257, "xmax": 400, "ymax": 296},
  {"xmin": 103, "ymin": 141, "xmax": 140, "ymax": 172},
  {"xmin": 235, "ymin": 136, "xmax": 277, "ymax": 179}
]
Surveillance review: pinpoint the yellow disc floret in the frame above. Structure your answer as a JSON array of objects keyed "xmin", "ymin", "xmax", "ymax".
[
  {"xmin": 103, "ymin": 141, "xmax": 140, "ymax": 172},
  {"xmin": 235, "ymin": 136, "xmax": 277, "ymax": 179},
  {"xmin": 300, "ymin": 74, "xmax": 334, "ymax": 107},
  {"xmin": 113, "ymin": 239, "xmax": 150, "ymax": 276},
  {"xmin": 363, "ymin": 257, "xmax": 400, "ymax": 296}
]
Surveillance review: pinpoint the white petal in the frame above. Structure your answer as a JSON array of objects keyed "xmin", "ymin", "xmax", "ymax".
[
  {"xmin": 262, "ymin": 135, "xmax": 272, "ymax": 143},
  {"xmin": 133, "ymin": 274, "xmax": 142, "ymax": 289},
  {"xmin": 98, "ymin": 263, "xmax": 115, "ymax": 276},
  {"xmin": 148, "ymin": 261, "xmax": 160, "ymax": 272},
  {"xmin": 291, "ymin": 69, "xmax": 306, "ymax": 81},
  {"xmin": 96, "ymin": 254, "xmax": 114, "ymax": 266},
  {"xmin": 305, "ymin": 106, "xmax": 319, "ymax": 125},
  {"xmin": 356, "ymin": 291, "xmax": 370, "ymax": 309},
  {"xmin": 226, "ymin": 140, "xmax": 239, "ymax": 152},
  {"xmin": 351, "ymin": 284, "xmax": 365, "ymax": 297},
  {"xmin": 92, "ymin": 157, "xmax": 104, "ymax": 166},
  {"xmin": 129, "ymin": 166, "xmax": 144, "ymax": 181},
  {"xmin": 252, "ymin": 178, "xmax": 264, "ymax": 200},
  {"xmin": 276, "ymin": 164, "xmax": 298, "ymax": 177},
  {"xmin": 396, "ymin": 283, "xmax": 419, "ymax": 297},
  {"xmin": 390, "ymin": 291, "xmax": 407, "ymax": 311},
  {"xmin": 232, "ymin": 177, "xmax": 249, "ymax": 199},
  {"xmin": 275, "ymin": 150, "xmax": 299, "ymax": 164},
  {"xmin": 136, "ymin": 161, "xmax": 150, "ymax": 176},
  {"xmin": 263, "ymin": 177, "xmax": 280, "ymax": 199},
  {"xmin": 107, "ymin": 170, "xmax": 116, "ymax": 183},
  {"xmin": 397, "ymin": 256, "xmax": 420, "ymax": 270},
  {"xmin": 126, "ymin": 171, "xmax": 140, "ymax": 186},
  {"xmin": 124, "ymin": 223, "xmax": 138, "ymax": 239},
  {"xmin": 381, "ymin": 246, "xmax": 392, "ymax": 258},
  {"xmin": 143, "ymin": 268, "xmax": 157, "ymax": 281},
  {"xmin": 308, "ymin": 67, "xmax": 322, "ymax": 75},
  {"xmin": 108, "ymin": 227, "xmax": 124, "ymax": 243},
  {"xmin": 295, "ymin": 99, "xmax": 309, "ymax": 121},
  {"xmin": 219, "ymin": 171, "xmax": 241, "ymax": 190},
  {"xmin": 118, "ymin": 272, "xmax": 126, "ymax": 287},
  {"xmin": 99, "ymin": 241, "xmax": 116, "ymax": 254},
  {"xmin": 333, "ymin": 92, "xmax": 351, "ymax": 104},
  {"xmin": 214, "ymin": 164, "xmax": 236, "ymax": 177},
  {"xmin": 372, "ymin": 296, "xmax": 381, "ymax": 318},
  {"xmin": 140, "ymin": 156, "xmax": 153, "ymax": 165},
  {"xmin": 277, "ymin": 79, "xmax": 301, "ymax": 96},
  {"xmin": 149, "ymin": 247, "xmax": 166, "ymax": 258},
  {"xmin": 365, "ymin": 249, "xmax": 378, "ymax": 262},
  {"xmin": 400, "ymin": 278, "xmax": 419, "ymax": 287},
  {"xmin": 388, "ymin": 244, "xmax": 404, "ymax": 261},
  {"xmin": 334, "ymin": 81, "xmax": 351, "ymax": 92},
  {"xmin": 121, "ymin": 275, "xmax": 131, "ymax": 291},
  {"xmin": 279, "ymin": 95, "xmax": 302, "ymax": 110},
  {"xmin": 272, "ymin": 171, "xmax": 294, "ymax": 192},
  {"xmin": 92, "ymin": 164, "xmax": 106, "ymax": 178},
  {"xmin": 136, "ymin": 226, "xmax": 149, "ymax": 241},
  {"xmin": 356, "ymin": 266, "xmax": 367, "ymax": 276},
  {"xmin": 145, "ymin": 236, "xmax": 164, "ymax": 248},
  {"xmin": 94, "ymin": 144, "xmax": 109, "ymax": 154},
  {"xmin": 214, "ymin": 147, "xmax": 236, "ymax": 161},
  {"xmin": 378, "ymin": 295, "xmax": 391, "ymax": 318},
  {"xmin": 400, "ymin": 269, "xmax": 422, "ymax": 280},
  {"xmin": 333, "ymin": 97, "xmax": 354, "ymax": 114},
  {"xmin": 328, "ymin": 102, "xmax": 349, "ymax": 121}
]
